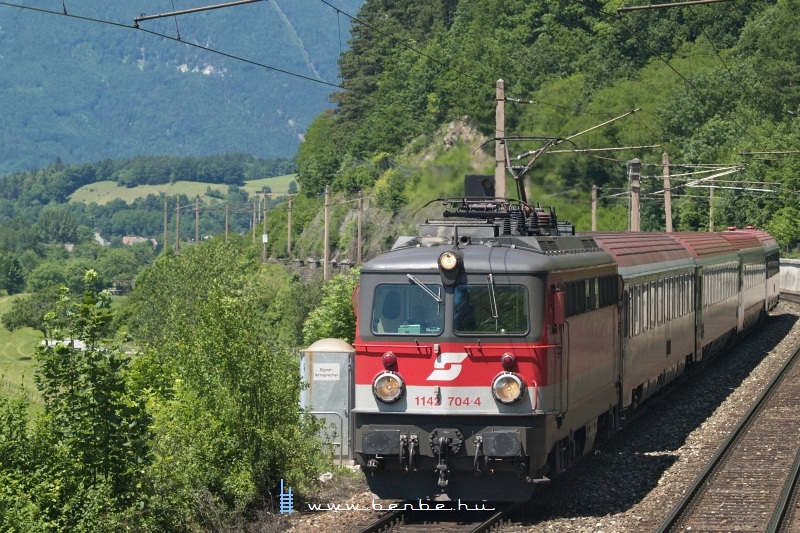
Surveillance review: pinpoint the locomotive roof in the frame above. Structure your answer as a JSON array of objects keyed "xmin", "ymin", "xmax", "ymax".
[{"xmin": 361, "ymin": 235, "xmax": 615, "ymax": 275}]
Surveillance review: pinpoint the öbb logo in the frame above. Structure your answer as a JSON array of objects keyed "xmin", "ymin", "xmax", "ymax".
[{"xmin": 426, "ymin": 353, "xmax": 469, "ymax": 381}]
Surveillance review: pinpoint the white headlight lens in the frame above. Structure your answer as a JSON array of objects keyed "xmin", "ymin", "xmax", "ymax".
[
  {"xmin": 439, "ymin": 251, "xmax": 459, "ymax": 271},
  {"xmin": 373, "ymin": 372, "xmax": 405, "ymax": 403},
  {"xmin": 492, "ymin": 373, "xmax": 525, "ymax": 404}
]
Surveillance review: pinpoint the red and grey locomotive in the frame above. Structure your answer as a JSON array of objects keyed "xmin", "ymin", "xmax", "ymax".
[{"xmin": 352, "ymin": 184, "xmax": 779, "ymax": 502}]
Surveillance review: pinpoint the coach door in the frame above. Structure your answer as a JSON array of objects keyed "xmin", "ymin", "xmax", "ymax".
[
  {"xmin": 694, "ymin": 267, "xmax": 703, "ymax": 361},
  {"xmin": 550, "ymin": 284, "xmax": 568, "ymax": 417}
]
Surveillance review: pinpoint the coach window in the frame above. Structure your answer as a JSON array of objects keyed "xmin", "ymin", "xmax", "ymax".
[
  {"xmin": 669, "ymin": 277, "xmax": 675, "ymax": 321},
  {"xmin": 642, "ymin": 283, "xmax": 649, "ymax": 333},
  {"xmin": 624, "ymin": 290, "xmax": 630, "ymax": 338},
  {"xmin": 649, "ymin": 281, "xmax": 655, "ymax": 330}
]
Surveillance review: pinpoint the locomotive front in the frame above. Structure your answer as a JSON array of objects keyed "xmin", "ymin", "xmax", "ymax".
[{"xmin": 352, "ymin": 198, "xmax": 613, "ymax": 502}]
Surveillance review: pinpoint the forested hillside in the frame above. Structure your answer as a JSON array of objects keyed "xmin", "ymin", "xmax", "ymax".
[
  {"xmin": 297, "ymin": 0, "xmax": 800, "ymax": 249},
  {"xmin": 0, "ymin": 0, "xmax": 362, "ymax": 175}
]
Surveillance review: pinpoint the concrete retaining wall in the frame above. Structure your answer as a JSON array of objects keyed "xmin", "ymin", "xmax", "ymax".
[{"xmin": 780, "ymin": 259, "xmax": 800, "ymax": 294}]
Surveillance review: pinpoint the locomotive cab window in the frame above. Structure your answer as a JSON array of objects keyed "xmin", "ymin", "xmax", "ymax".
[
  {"xmin": 372, "ymin": 283, "xmax": 444, "ymax": 335},
  {"xmin": 454, "ymin": 284, "xmax": 529, "ymax": 335}
]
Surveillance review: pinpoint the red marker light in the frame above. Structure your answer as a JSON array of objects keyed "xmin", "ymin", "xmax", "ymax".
[
  {"xmin": 501, "ymin": 353, "xmax": 516, "ymax": 369},
  {"xmin": 382, "ymin": 352, "xmax": 397, "ymax": 368}
]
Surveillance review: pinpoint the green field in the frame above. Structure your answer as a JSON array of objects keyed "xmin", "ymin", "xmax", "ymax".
[
  {"xmin": 0, "ymin": 295, "xmax": 42, "ymax": 401},
  {"xmin": 69, "ymin": 174, "xmax": 297, "ymax": 205},
  {"xmin": 0, "ymin": 295, "xmax": 130, "ymax": 403}
]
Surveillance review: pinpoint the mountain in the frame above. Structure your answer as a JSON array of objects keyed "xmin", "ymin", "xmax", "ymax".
[{"xmin": 0, "ymin": 0, "xmax": 363, "ymax": 175}]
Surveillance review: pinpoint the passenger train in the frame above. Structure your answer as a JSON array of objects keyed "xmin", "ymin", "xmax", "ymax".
[{"xmin": 351, "ymin": 179, "xmax": 780, "ymax": 502}]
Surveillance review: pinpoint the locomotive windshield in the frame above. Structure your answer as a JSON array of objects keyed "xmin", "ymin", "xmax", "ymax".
[
  {"xmin": 368, "ymin": 279, "xmax": 537, "ymax": 337},
  {"xmin": 454, "ymin": 284, "xmax": 529, "ymax": 335},
  {"xmin": 372, "ymin": 283, "xmax": 444, "ymax": 335}
]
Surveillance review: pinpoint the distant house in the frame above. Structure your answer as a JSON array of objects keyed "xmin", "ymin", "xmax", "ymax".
[
  {"xmin": 122, "ymin": 236, "xmax": 157, "ymax": 247},
  {"xmin": 42, "ymin": 338, "xmax": 87, "ymax": 350},
  {"xmin": 94, "ymin": 232, "xmax": 110, "ymax": 246}
]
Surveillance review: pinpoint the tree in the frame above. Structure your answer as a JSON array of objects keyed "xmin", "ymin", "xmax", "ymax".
[
  {"xmin": 0, "ymin": 272, "xmax": 151, "ymax": 531},
  {"xmin": 767, "ymin": 207, "xmax": 800, "ymax": 252},
  {"xmin": 35, "ymin": 272, "xmax": 150, "ymax": 503},
  {"xmin": 374, "ymin": 168, "xmax": 408, "ymax": 213},
  {"xmin": 0, "ymin": 254, "xmax": 25, "ymax": 295},
  {"xmin": 36, "ymin": 206, "xmax": 79, "ymax": 244},
  {"xmin": 125, "ymin": 238, "xmax": 327, "ymax": 527},
  {"xmin": 296, "ymin": 111, "xmax": 340, "ymax": 195},
  {"xmin": 2, "ymin": 287, "xmax": 60, "ymax": 334},
  {"xmin": 26, "ymin": 261, "xmax": 66, "ymax": 292},
  {"xmin": 0, "ymin": 218, "xmax": 42, "ymax": 256},
  {"xmin": 302, "ymin": 267, "xmax": 360, "ymax": 345}
]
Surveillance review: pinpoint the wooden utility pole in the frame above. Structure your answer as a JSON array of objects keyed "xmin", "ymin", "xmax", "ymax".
[
  {"xmin": 628, "ymin": 158, "xmax": 641, "ymax": 232},
  {"xmin": 287, "ymin": 196, "xmax": 293, "ymax": 256},
  {"xmin": 163, "ymin": 193, "xmax": 168, "ymax": 252},
  {"xmin": 324, "ymin": 185, "xmax": 330, "ymax": 281},
  {"xmin": 663, "ymin": 152, "xmax": 673, "ymax": 232},
  {"xmin": 591, "ymin": 185, "xmax": 598, "ymax": 231},
  {"xmin": 495, "ymin": 79, "xmax": 506, "ymax": 199},
  {"xmin": 262, "ymin": 194, "xmax": 268, "ymax": 263},
  {"xmin": 251, "ymin": 199, "xmax": 256, "ymax": 243},
  {"xmin": 357, "ymin": 192, "xmax": 363, "ymax": 264},
  {"xmin": 195, "ymin": 195, "xmax": 199, "ymax": 243},
  {"xmin": 175, "ymin": 196, "xmax": 180, "ymax": 253},
  {"xmin": 225, "ymin": 203, "xmax": 229, "ymax": 242}
]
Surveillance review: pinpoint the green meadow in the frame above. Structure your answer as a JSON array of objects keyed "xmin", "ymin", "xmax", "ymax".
[
  {"xmin": 0, "ymin": 295, "xmax": 42, "ymax": 401},
  {"xmin": 69, "ymin": 174, "xmax": 297, "ymax": 205}
]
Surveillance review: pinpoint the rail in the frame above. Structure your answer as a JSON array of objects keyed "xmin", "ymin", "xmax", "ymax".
[{"xmin": 656, "ymin": 342, "xmax": 800, "ymax": 532}]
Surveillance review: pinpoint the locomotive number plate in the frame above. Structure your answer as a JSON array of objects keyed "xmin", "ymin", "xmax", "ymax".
[{"xmin": 412, "ymin": 396, "xmax": 482, "ymax": 407}]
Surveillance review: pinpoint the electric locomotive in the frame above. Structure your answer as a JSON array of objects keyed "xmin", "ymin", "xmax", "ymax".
[{"xmin": 352, "ymin": 180, "xmax": 778, "ymax": 502}]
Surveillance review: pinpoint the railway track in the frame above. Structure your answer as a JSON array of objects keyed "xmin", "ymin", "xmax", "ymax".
[
  {"xmin": 656, "ymin": 340, "xmax": 800, "ymax": 533},
  {"xmin": 781, "ymin": 291, "xmax": 800, "ymax": 305},
  {"xmin": 356, "ymin": 502, "xmax": 519, "ymax": 533}
]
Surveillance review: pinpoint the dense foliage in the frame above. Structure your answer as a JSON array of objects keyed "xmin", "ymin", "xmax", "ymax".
[
  {"xmin": 0, "ymin": 241, "xmax": 336, "ymax": 530},
  {"xmin": 297, "ymin": 0, "xmax": 800, "ymax": 250},
  {"xmin": 0, "ymin": 273, "xmax": 150, "ymax": 531}
]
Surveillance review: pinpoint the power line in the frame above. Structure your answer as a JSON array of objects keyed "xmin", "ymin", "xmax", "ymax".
[
  {"xmin": 133, "ymin": 0, "xmax": 264, "ymax": 24},
  {"xmin": 617, "ymin": 0, "xmax": 735, "ymax": 13},
  {"xmin": 0, "ymin": 1, "xmax": 342, "ymax": 90}
]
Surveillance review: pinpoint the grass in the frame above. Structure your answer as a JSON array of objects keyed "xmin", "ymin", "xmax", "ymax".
[
  {"xmin": 0, "ymin": 295, "xmax": 42, "ymax": 402},
  {"xmin": 0, "ymin": 294, "xmax": 131, "ymax": 405},
  {"xmin": 69, "ymin": 174, "xmax": 298, "ymax": 205}
]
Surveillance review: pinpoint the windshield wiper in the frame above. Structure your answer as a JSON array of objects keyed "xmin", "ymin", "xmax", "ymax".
[
  {"xmin": 407, "ymin": 274, "xmax": 443, "ymax": 302},
  {"xmin": 487, "ymin": 273, "xmax": 498, "ymax": 319}
]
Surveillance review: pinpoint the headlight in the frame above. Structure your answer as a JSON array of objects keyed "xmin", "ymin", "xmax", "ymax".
[
  {"xmin": 492, "ymin": 373, "xmax": 525, "ymax": 404},
  {"xmin": 373, "ymin": 372, "xmax": 405, "ymax": 403},
  {"xmin": 438, "ymin": 251, "xmax": 459, "ymax": 271}
]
